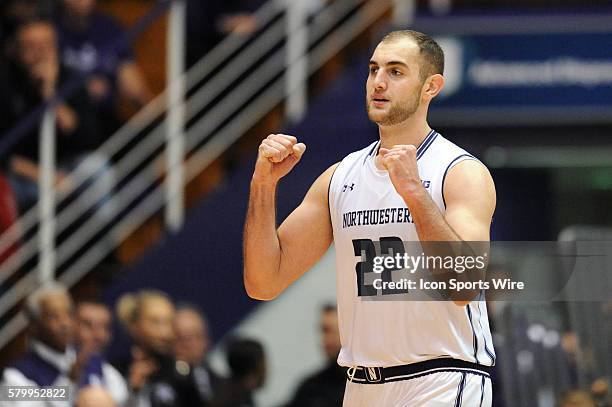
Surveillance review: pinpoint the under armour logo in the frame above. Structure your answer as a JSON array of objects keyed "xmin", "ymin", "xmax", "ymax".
[{"xmin": 342, "ymin": 183, "xmax": 355, "ymax": 192}]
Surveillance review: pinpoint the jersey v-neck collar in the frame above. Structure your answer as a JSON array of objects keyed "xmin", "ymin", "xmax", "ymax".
[{"xmin": 365, "ymin": 129, "xmax": 438, "ymax": 165}]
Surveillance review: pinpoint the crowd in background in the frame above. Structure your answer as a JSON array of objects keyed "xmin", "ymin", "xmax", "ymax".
[
  {"xmin": 2, "ymin": 282, "xmax": 609, "ymax": 406},
  {"xmin": 486, "ymin": 300, "xmax": 612, "ymax": 407},
  {"xmin": 0, "ymin": 2, "xmax": 341, "ymax": 406},
  {"xmin": 0, "ymin": 2, "xmax": 610, "ymax": 407},
  {"xmin": 0, "ymin": 0, "xmax": 264, "ymax": 217},
  {"xmin": 0, "ymin": 282, "xmax": 345, "ymax": 407}
]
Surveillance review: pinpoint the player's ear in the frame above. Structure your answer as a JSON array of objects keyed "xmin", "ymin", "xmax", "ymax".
[{"xmin": 422, "ymin": 74, "xmax": 444, "ymax": 100}]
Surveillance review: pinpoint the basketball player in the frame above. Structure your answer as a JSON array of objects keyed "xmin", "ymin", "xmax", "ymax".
[{"xmin": 243, "ymin": 30, "xmax": 496, "ymax": 406}]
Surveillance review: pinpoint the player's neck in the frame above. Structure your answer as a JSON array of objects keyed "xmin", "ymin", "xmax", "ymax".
[{"xmin": 377, "ymin": 117, "xmax": 431, "ymax": 150}]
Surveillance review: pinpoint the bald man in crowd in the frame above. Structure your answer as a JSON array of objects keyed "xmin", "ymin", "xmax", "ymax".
[{"xmin": 1, "ymin": 283, "xmax": 125, "ymax": 406}]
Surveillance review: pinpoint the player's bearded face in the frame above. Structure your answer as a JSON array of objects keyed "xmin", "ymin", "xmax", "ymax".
[
  {"xmin": 366, "ymin": 39, "xmax": 428, "ymax": 126},
  {"xmin": 366, "ymin": 85, "xmax": 421, "ymax": 126}
]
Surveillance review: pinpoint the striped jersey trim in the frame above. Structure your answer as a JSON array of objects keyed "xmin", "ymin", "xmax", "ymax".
[
  {"xmin": 454, "ymin": 372, "xmax": 467, "ymax": 407},
  {"xmin": 477, "ymin": 298, "xmax": 496, "ymax": 365},
  {"xmin": 467, "ymin": 304, "xmax": 480, "ymax": 364},
  {"xmin": 479, "ymin": 375, "xmax": 486, "ymax": 407},
  {"xmin": 362, "ymin": 129, "xmax": 437, "ymax": 165},
  {"xmin": 416, "ymin": 130, "xmax": 438, "ymax": 160}
]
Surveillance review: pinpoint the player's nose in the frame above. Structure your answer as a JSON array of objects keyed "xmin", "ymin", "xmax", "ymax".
[{"xmin": 373, "ymin": 72, "xmax": 387, "ymax": 91}]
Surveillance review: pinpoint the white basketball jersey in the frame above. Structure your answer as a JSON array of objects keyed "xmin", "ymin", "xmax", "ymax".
[{"xmin": 329, "ymin": 130, "xmax": 496, "ymax": 368}]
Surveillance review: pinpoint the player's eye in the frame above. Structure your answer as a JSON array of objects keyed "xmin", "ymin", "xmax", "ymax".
[
  {"xmin": 369, "ymin": 66, "xmax": 378, "ymax": 75},
  {"xmin": 391, "ymin": 69, "xmax": 402, "ymax": 76}
]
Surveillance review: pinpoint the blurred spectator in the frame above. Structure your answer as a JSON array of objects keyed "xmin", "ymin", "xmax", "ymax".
[
  {"xmin": 286, "ymin": 304, "xmax": 346, "ymax": 407},
  {"xmin": 559, "ymin": 390, "xmax": 598, "ymax": 407},
  {"xmin": 56, "ymin": 0, "xmax": 153, "ymax": 135},
  {"xmin": 0, "ymin": 0, "xmax": 54, "ymax": 49},
  {"xmin": 0, "ymin": 283, "xmax": 120, "ymax": 406},
  {"xmin": 76, "ymin": 385, "xmax": 117, "ymax": 407},
  {"xmin": 75, "ymin": 300, "xmax": 128, "ymax": 405},
  {"xmin": 186, "ymin": 0, "xmax": 263, "ymax": 69},
  {"xmin": 116, "ymin": 290, "xmax": 203, "ymax": 407},
  {"xmin": 0, "ymin": 18, "xmax": 113, "ymax": 216},
  {"xmin": 211, "ymin": 338, "xmax": 266, "ymax": 407},
  {"xmin": 76, "ymin": 300, "xmax": 113, "ymax": 351},
  {"xmin": 591, "ymin": 378, "xmax": 611, "ymax": 407},
  {"xmin": 174, "ymin": 304, "xmax": 221, "ymax": 403}
]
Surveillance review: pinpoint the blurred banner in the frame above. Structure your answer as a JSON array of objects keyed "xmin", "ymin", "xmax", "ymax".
[{"xmin": 430, "ymin": 32, "xmax": 612, "ymax": 125}]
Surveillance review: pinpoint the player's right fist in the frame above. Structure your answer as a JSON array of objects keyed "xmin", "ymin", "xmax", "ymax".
[{"xmin": 253, "ymin": 134, "xmax": 306, "ymax": 184}]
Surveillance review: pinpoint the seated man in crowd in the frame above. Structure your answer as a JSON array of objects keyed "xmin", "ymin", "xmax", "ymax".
[
  {"xmin": 0, "ymin": 18, "xmax": 113, "ymax": 216},
  {"xmin": 174, "ymin": 304, "xmax": 221, "ymax": 403},
  {"xmin": 116, "ymin": 289, "xmax": 203, "ymax": 407},
  {"xmin": 286, "ymin": 304, "xmax": 346, "ymax": 407},
  {"xmin": 211, "ymin": 338, "xmax": 266, "ymax": 407},
  {"xmin": 56, "ymin": 0, "xmax": 152, "ymax": 135},
  {"xmin": 0, "ymin": 282, "xmax": 121, "ymax": 406},
  {"xmin": 74, "ymin": 299, "xmax": 128, "ymax": 405},
  {"xmin": 0, "ymin": 0, "xmax": 54, "ymax": 47}
]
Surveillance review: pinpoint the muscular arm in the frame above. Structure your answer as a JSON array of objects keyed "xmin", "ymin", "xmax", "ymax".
[
  {"xmin": 404, "ymin": 160, "xmax": 495, "ymax": 243},
  {"xmin": 408, "ymin": 161, "xmax": 495, "ymax": 305},
  {"xmin": 382, "ymin": 146, "xmax": 495, "ymax": 305},
  {"xmin": 244, "ymin": 165, "xmax": 336, "ymax": 300},
  {"xmin": 243, "ymin": 133, "xmax": 337, "ymax": 300}
]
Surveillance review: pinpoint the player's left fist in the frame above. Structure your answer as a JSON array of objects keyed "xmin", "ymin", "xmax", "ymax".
[{"xmin": 379, "ymin": 145, "xmax": 423, "ymax": 198}]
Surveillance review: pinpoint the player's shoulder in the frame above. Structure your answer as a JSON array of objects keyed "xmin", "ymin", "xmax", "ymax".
[
  {"xmin": 430, "ymin": 133, "xmax": 475, "ymax": 159},
  {"xmin": 307, "ymin": 162, "xmax": 340, "ymax": 203},
  {"xmin": 429, "ymin": 132, "xmax": 489, "ymax": 170},
  {"xmin": 438, "ymin": 135, "xmax": 494, "ymax": 194}
]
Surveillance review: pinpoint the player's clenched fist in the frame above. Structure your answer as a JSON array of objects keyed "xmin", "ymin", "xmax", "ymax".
[
  {"xmin": 253, "ymin": 134, "xmax": 306, "ymax": 184},
  {"xmin": 379, "ymin": 145, "xmax": 423, "ymax": 199}
]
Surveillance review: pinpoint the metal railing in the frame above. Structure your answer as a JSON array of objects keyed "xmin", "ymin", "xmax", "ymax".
[
  {"xmin": 490, "ymin": 226, "xmax": 612, "ymax": 407},
  {"xmin": 0, "ymin": 0, "xmax": 394, "ymax": 349}
]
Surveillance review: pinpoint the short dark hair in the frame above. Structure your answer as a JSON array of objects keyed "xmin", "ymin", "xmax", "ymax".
[
  {"xmin": 15, "ymin": 16, "xmax": 55, "ymax": 34},
  {"xmin": 226, "ymin": 338, "xmax": 265, "ymax": 379},
  {"xmin": 381, "ymin": 30, "xmax": 444, "ymax": 81},
  {"xmin": 321, "ymin": 303, "xmax": 336, "ymax": 314}
]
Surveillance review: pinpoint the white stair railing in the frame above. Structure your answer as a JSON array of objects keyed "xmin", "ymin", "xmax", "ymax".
[
  {"xmin": 0, "ymin": 0, "xmax": 394, "ymax": 349},
  {"xmin": 0, "ymin": 0, "xmax": 366, "ymax": 290}
]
